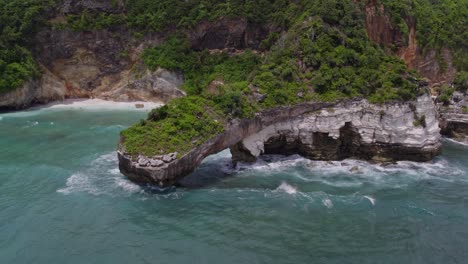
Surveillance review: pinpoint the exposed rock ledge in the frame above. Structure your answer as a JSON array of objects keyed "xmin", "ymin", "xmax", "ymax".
[
  {"xmin": 439, "ymin": 91, "xmax": 468, "ymax": 144},
  {"xmin": 118, "ymin": 94, "xmax": 441, "ymax": 187}
]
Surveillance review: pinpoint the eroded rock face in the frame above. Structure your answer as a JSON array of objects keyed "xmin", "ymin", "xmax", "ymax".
[
  {"xmin": 232, "ymin": 94, "xmax": 441, "ymax": 163},
  {"xmin": 0, "ymin": 67, "xmax": 67, "ymax": 110},
  {"xmin": 118, "ymin": 94, "xmax": 442, "ymax": 187},
  {"xmin": 439, "ymin": 91, "xmax": 468, "ymax": 144}
]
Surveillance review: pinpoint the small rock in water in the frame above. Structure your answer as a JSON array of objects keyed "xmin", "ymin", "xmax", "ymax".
[
  {"xmin": 138, "ymin": 158, "xmax": 150, "ymax": 167},
  {"xmin": 341, "ymin": 162, "xmax": 350, "ymax": 166},
  {"xmin": 135, "ymin": 103, "xmax": 144, "ymax": 109},
  {"xmin": 380, "ymin": 161, "xmax": 396, "ymax": 167},
  {"xmin": 349, "ymin": 166, "xmax": 360, "ymax": 173},
  {"xmin": 150, "ymin": 159, "xmax": 164, "ymax": 167}
]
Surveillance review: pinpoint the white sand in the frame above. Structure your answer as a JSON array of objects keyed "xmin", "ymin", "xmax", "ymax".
[{"xmin": 35, "ymin": 99, "xmax": 163, "ymax": 111}]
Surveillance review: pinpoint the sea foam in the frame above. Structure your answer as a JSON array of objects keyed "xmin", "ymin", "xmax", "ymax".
[
  {"xmin": 275, "ymin": 182, "xmax": 298, "ymax": 194},
  {"xmin": 57, "ymin": 152, "xmax": 143, "ymax": 196}
]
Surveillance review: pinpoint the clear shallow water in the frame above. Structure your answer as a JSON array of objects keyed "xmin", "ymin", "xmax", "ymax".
[{"xmin": 1, "ymin": 107, "xmax": 468, "ymax": 264}]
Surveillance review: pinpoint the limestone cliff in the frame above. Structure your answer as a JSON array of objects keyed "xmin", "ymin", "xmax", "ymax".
[
  {"xmin": 118, "ymin": 94, "xmax": 441, "ymax": 187},
  {"xmin": 439, "ymin": 91, "xmax": 468, "ymax": 144}
]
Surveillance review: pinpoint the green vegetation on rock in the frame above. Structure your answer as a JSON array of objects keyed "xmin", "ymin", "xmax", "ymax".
[
  {"xmin": 1, "ymin": 0, "xmax": 466, "ymax": 157},
  {"xmin": 122, "ymin": 0, "xmax": 425, "ymax": 156},
  {"xmin": 58, "ymin": 11, "xmax": 126, "ymax": 32},
  {"xmin": 124, "ymin": 0, "xmax": 296, "ymax": 31},
  {"xmin": 380, "ymin": 0, "xmax": 468, "ymax": 71},
  {"xmin": 454, "ymin": 71, "xmax": 468, "ymax": 93},
  {"xmin": 121, "ymin": 97, "xmax": 225, "ymax": 157}
]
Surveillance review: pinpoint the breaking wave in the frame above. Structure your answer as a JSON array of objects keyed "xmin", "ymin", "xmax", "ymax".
[
  {"xmin": 445, "ymin": 137, "xmax": 468, "ymax": 147},
  {"xmin": 231, "ymin": 154, "xmax": 466, "ymax": 188},
  {"xmin": 57, "ymin": 152, "xmax": 143, "ymax": 196},
  {"xmin": 275, "ymin": 182, "xmax": 298, "ymax": 194}
]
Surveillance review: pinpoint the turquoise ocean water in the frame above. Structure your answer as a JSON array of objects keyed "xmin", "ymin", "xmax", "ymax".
[{"xmin": 0, "ymin": 106, "xmax": 467, "ymax": 263}]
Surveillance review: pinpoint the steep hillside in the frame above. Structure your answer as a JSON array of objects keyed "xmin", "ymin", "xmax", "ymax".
[
  {"xmin": 364, "ymin": 0, "xmax": 467, "ymax": 88},
  {"xmin": 1, "ymin": 0, "xmax": 466, "ymax": 111}
]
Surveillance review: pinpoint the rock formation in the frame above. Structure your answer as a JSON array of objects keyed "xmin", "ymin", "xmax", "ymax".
[
  {"xmin": 118, "ymin": 94, "xmax": 442, "ymax": 187},
  {"xmin": 439, "ymin": 91, "xmax": 468, "ymax": 144}
]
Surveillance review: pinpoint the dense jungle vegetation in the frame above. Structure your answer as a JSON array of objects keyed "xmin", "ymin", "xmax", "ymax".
[
  {"xmin": 0, "ymin": 0, "xmax": 466, "ymax": 156},
  {"xmin": 0, "ymin": 0, "xmax": 57, "ymax": 92}
]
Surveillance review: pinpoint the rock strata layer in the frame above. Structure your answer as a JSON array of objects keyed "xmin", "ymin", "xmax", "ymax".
[
  {"xmin": 439, "ymin": 91, "xmax": 468, "ymax": 144},
  {"xmin": 118, "ymin": 94, "xmax": 442, "ymax": 187}
]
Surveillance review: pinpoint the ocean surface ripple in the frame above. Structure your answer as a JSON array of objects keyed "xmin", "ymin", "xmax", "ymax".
[{"xmin": 1, "ymin": 107, "xmax": 467, "ymax": 264}]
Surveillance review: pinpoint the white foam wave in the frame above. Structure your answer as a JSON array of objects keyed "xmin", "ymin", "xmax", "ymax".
[
  {"xmin": 275, "ymin": 182, "xmax": 298, "ymax": 194},
  {"xmin": 363, "ymin": 195, "xmax": 376, "ymax": 206},
  {"xmin": 57, "ymin": 152, "xmax": 142, "ymax": 196},
  {"xmin": 322, "ymin": 198, "xmax": 333, "ymax": 208},
  {"xmin": 445, "ymin": 137, "xmax": 468, "ymax": 147},
  {"xmin": 57, "ymin": 172, "xmax": 100, "ymax": 195},
  {"xmin": 108, "ymin": 168, "xmax": 121, "ymax": 175},
  {"xmin": 21, "ymin": 121, "xmax": 40, "ymax": 129},
  {"xmin": 236, "ymin": 154, "xmax": 306, "ymax": 172},
  {"xmin": 231, "ymin": 153, "xmax": 465, "ymax": 187},
  {"xmin": 115, "ymin": 177, "xmax": 142, "ymax": 193}
]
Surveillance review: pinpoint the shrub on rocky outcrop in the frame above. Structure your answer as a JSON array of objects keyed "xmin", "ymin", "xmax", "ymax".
[
  {"xmin": 121, "ymin": 96, "xmax": 225, "ymax": 156},
  {"xmin": 454, "ymin": 71, "xmax": 468, "ymax": 92}
]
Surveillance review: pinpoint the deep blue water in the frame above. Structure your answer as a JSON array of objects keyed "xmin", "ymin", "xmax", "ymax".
[{"xmin": 0, "ymin": 105, "xmax": 467, "ymax": 264}]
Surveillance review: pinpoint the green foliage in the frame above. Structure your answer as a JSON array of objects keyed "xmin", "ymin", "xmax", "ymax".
[
  {"xmin": 439, "ymin": 86, "xmax": 455, "ymax": 106},
  {"xmin": 0, "ymin": 0, "xmax": 57, "ymax": 92},
  {"xmin": 413, "ymin": 115, "xmax": 426, "ymax": 128},
  {"xmin": 121, "ymin": 97, "xmax": 225, "ymax": 156},
  {"xmin": 142, "ymin": 37, "xmax": 196, "ymax": 72},
  {"xmin": 124, "ymin": 0, "xmax": 295, "ymax": 32},
  {"xmin": 123, "ymin": 0, "xmax": 428, "ymax": 156},
  {"xmin": 143, "ymin": 38, "xmax": 261, "ymax": 116},
  {"xmin": 148, "ymin": 105, "xmax": 169, "ymax": 122},
  {"xmin": 454, "ymin": 71, "xmax": 468, "ymax": 92},
  {"xmin": 251, "ymin": 3, "xmax": 419, "ymax": 107},
  {"xmin": 63, "ymin": 11, "xmax": 126, "ymax": 31},
  {"xmin": 380, "ymin": 0, "xmax": 468, "ymax": 71}
]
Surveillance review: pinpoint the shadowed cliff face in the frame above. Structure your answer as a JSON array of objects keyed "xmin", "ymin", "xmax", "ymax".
[
  {"xmin": 363, "ymin": 0, "xmax": 457, "ymax": 88},
  {"xmin": 118, "ymin": 95, "xmax": 442, "ymax": 187}
]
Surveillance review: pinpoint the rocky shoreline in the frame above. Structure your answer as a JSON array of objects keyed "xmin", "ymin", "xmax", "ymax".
[{"xmin": 118, "ymin": 94, "xmax": 442, "ymax": 187}]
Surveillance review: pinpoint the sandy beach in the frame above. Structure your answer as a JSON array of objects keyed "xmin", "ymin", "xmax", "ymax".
[{"xmin": 36, "ymin": 99, "xmax": 163, "ymax": 111}]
